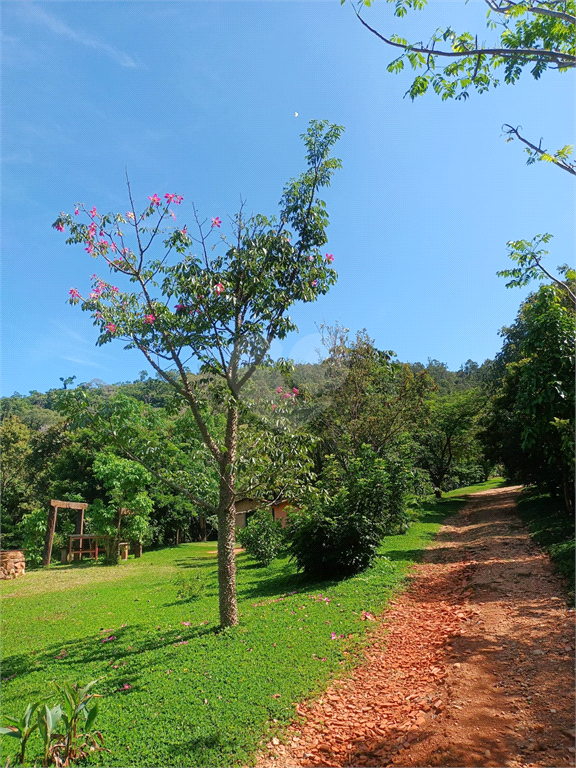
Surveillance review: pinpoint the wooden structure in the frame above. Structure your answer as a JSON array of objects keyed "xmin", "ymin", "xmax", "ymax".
[
  {"xmin": 66, "ymin": 535, "xmax": 131, "ymax": 563},
  {"xmin": 0, "ymin": 550, "xmax": 26, "ymax": 580},
  {"xmin": 42, "ymin": 500, "xmax": 88, "ymax": 567}
]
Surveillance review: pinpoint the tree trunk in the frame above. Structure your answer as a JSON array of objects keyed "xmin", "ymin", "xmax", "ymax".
[{"xmin": 217, "ymin": 404, "xmax": 239, "ymax": 627}]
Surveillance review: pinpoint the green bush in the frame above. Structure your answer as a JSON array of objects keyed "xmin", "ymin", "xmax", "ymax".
[
  {"xmin": 288, "ymin": 445, "xmax": 416, "ymax": 578},
  {"xmin": 173, "ymin": 570, "xmax": 206, "ymax": 600},
  {"xmin": 236, "ymin": 509, "xmax": 286, "ymax": 567},
  {"xmin": 18, "ymin": 509, "xmax": 47, "ymax": 567}
]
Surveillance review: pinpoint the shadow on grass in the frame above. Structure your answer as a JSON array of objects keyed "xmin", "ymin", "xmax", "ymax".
[
  {"xmin": 0, "ymin": 622, "xmax": 219, "ymax": 693},
  {"xmin": 173, "ymin": 558, "xmax": 218, "ymax": 570}
]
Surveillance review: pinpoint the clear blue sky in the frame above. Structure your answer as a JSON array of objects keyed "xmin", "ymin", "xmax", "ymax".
[{"xmin": 2, "ymin": 1, "xmax": 574, "ymax": 396}]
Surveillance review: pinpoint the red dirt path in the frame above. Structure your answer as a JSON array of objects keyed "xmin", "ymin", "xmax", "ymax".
[{"xmin": 257, "ymin": 487, "xmax": 575, "ymax": 768}]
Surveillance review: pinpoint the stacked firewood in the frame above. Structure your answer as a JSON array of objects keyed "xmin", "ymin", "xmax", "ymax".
[{"xmin": 0, "ymin": 550, "xmax": 26, "ymax": 580}]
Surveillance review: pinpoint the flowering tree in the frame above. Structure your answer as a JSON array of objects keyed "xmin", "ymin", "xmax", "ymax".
[{"xmin": 54, "ymin": 119, "xmax": 344, "ymax": 627}]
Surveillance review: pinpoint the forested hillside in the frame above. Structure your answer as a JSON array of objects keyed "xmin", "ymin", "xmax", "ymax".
[{"xmin": 4, "ymin": 282, "xmax": 573, "ymax": 566}]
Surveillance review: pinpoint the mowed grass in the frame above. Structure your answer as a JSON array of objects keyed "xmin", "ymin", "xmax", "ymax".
[
  {"xmin": 516, "ymin": 488, "xmax": 575, "ymax": 604},
  {"xmin": 443, "ymin": 476, "xmax": 508, "ymax": 499},
  {"xmin": 0, "ymin": 490, "xmax": 480, "ymax": 767}
]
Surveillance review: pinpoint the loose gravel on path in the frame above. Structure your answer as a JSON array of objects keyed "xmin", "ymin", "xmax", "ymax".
[{"xmin": 257, "ymin": 487, "xmax": 575, "ymax": 768}]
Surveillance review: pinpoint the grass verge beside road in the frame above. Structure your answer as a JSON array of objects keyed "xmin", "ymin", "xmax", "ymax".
[
  {"xmin": 1, "ymin": 485, "xmax": 491, "ymax": 767},
  {"xmin": 516, "ymin": 489, "xmax": 575, "ymax": 605}
]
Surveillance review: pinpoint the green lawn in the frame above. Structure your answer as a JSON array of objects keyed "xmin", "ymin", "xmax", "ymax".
[
  {"xmin": 1, "ymin": 489, "xmax": 482, "ymax": 767},
  {"xmin": 443, "ymin": 476, "xmax": 508, "ymax": 498}
]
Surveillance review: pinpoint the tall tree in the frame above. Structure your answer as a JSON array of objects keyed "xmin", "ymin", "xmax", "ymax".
[
  {"xmin": 54, "ymin": 120, "xmax": 344, "ymax": 627},
  {"xmin": 484, "ymin": 282, "xmax": 575, "ymax": 511}
]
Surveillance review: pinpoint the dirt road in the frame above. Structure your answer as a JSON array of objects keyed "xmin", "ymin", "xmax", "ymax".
[{"xmin": 257, "ymin": 487, "xmax": 575, "ymax": 768}]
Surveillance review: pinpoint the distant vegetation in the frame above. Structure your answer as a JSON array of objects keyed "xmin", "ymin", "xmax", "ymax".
[{"xmin": 2, "ymin": 280, "xmax": 573, "ymax": 579}]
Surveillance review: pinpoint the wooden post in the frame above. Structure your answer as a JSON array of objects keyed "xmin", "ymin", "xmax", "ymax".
[
  {"xmin": 42, "ymin": 504, "xmax": 58, "ymax": 567},
  {"xmin": 134, "ymin": 542, "xmax": 142, "ymax": 558}
]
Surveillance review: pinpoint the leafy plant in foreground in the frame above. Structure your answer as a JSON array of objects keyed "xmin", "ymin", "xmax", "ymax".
[
  {"xmin": 0, "ymin": 681, "xmax": 105, "ymax": 767},
  {"xmin": 0, "ymin": 702, "xmax": 39, "ymax": 766}
]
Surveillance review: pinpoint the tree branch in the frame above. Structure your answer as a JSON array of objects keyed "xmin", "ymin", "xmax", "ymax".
[
  {"xmin": 484, "ymin": 0, "xmax": 576, "ymax": 25},
  {"xmin": 502, "ymin": 124, "xmax": 576, "ymax": 175},
  {"xmin": 355, "ymin": 10, "xmax": 576, "ymax": 67}
]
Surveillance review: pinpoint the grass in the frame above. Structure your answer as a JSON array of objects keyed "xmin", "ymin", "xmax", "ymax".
[
  {"xmin": 443, "ymin": 476, "xmax": 508, "ymax": 499},
  {"xmin": 0, "ymin": 484, "xmax": 493, "ymax": 767},
  {"xmin": 515, "ymin": 488, "xmax": 575, "ymax": 604}
]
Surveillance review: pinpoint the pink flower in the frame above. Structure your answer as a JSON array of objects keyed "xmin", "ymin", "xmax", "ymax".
[
  {"xmin": 175, "ymin": 304, "xmax": 186, "ymax": 312},
  {"xmin": 276, "ymin": 386, "xmax": 283, "ymax": 394},
  {"xmin": 144, "ymin": 314, "xmax": 156, "ymax": 324},
  {"xmin": 308, "ymin": 256, "xmax": 314, "ymax": 262},
  {"xmin": 121, "ymin": 683, "xmax": 132, "ymax": 691},
  {"xmin": 180, "ymin": 226, "xmax": 188, "ymax": 237},
  {"xmin": 165, "ymin": 193, "xmax": 175, "ymax": 203},
  {"xmin": 214, "ymin": 283, "xmax": 225, "ymax": 295},
  {"xmin": 175, "ymin": 195, "xmax": 184, "ymax": 204},
  {"xmin": 272, "ymin": 404, "xmax": 277, "ymax": 411},
  {"xmin": 311, "ymin": 280, "xmax": 318, "ymax": 287},
  {"xmin": 148, "ymin": 193, "xmax": 161, "ymax": 207},
  {"xmin": 211, "ymin": 217, "xmax": 222, "ymax": 228},
  {"xmin": 89, "ymin": 206, "xmax": 97, "ymax": 218},
  {"xmin": 126, "ymin": 212, "xmax": 135, "ymax": 220},
  {"xmin": 69, "ymin": 288, "xmax": 81, "ymax": 299},
  {"xmin": 181, "ymin": 621, "xmax": 191, "ymax": 626},
  {"xmin": 55, "ymin": 222, "xmax": 65, "ymax": 232},
  {"xmin": 170, "ymin": 209, "xmax": 176, "ymax": 220},
  {"xmin": 325, "ymin": 254, "xmax": 334, "ymax": 263},
  {"xmin": 292, "ymin": 388, "xmax": 299, "ymax": 395},
  {"xmin": 101, "ymin": 635, "xmax": 116, "ymax": 643},
  {"xmin": 74, "ymin": 207, "xmax": 80, "ymax": 216},
  {"xmin": 105, "ymin": 324, "xmax": 116, "ymax": 334}
]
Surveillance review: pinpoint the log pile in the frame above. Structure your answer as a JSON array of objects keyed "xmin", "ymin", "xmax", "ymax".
[{"xmin": 0, "ymin": 550, "xmax": 26, "ymax": 580}]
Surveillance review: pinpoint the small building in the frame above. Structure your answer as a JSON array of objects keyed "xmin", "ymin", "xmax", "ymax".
[{"xmin": 234, "ymin": 498, "xmax": 297, "ymax": 531}]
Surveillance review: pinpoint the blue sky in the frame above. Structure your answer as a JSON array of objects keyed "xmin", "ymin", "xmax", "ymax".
[{"xmin": 2, "ymin": 1, "xmax": 574, "ymax": 396}]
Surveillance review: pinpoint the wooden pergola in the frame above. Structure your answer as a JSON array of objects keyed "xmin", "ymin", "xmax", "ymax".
[{"xmin": 42, "ymin": 500, "xmax": 88, "ymax": 567}]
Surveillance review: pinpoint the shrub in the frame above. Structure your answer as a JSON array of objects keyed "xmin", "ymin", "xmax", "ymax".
[
  {"xmin": 236, "ymin": 509, "xmax": 286, "ymax": 567},
  {"xmin": 173, "ymin": 570, "xmax": 206, "ymax": 600},
  {"xmin": 18, "ymin": 509, "xmax": 47, "ymax": 567},
  {"xmin": 288, "ymin": 445, "xmax": 417, "ymax": 578}
]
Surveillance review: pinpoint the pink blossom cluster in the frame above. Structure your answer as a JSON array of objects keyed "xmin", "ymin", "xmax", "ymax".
[
  {"xmin": 165, "ymin": 193, "xmax": 184, "ymax": 204},
  {"xmin": 271, "ymin": 386, "xmax": 299, "ymax": 410},
  {"xmin": 325, "ymin": 253, "xmax": 334, "ymax": 263},
  {"xmin": 143, "ymin": 314, "xmax": 156, "ymax": 325},
  {"xmin": 214, "ymin": 282, "xmax": 225, "ymax": 295},
  {"xmin": 211, "ymin": 217, "xmax": 222, "ymax": 228}
]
